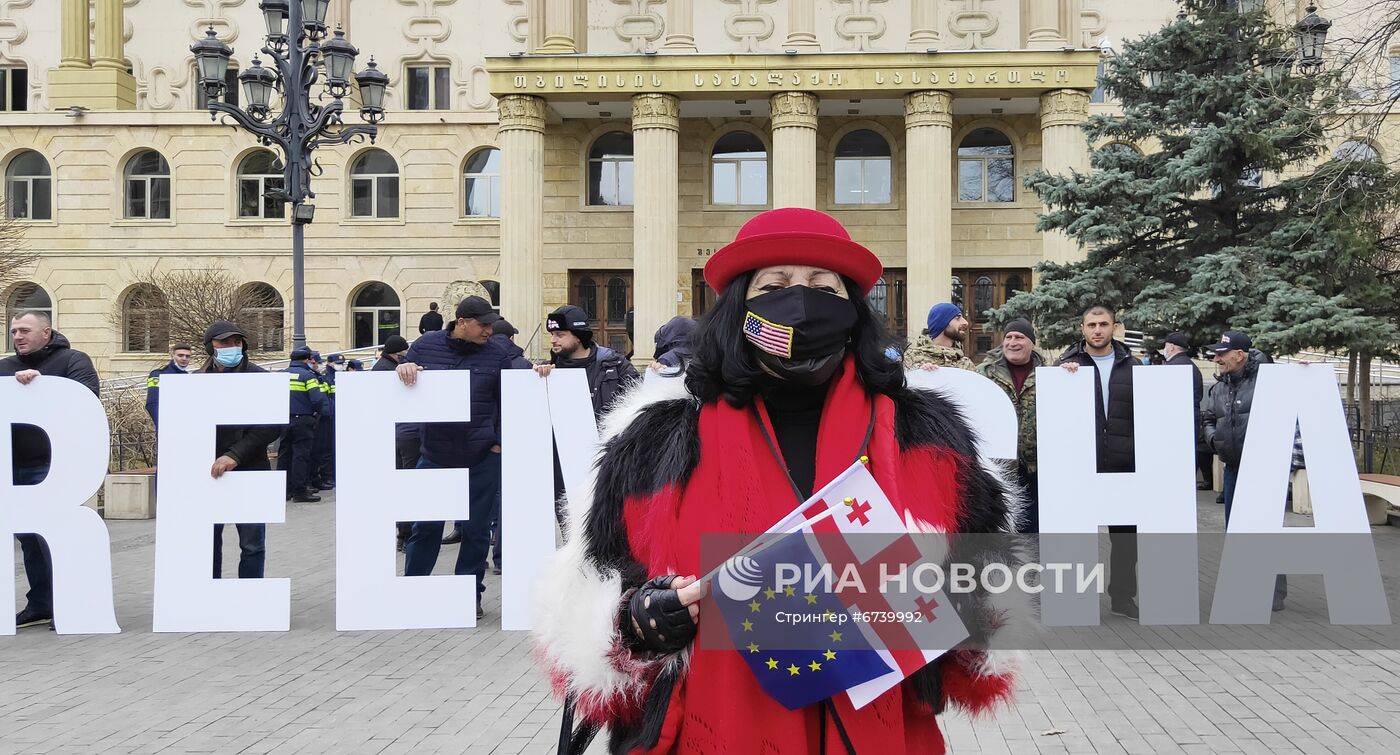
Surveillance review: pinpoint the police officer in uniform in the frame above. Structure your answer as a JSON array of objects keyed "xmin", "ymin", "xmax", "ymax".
[
  {"xmin": 312, "ymin": 353, "xmax": 342, "ymax": 490},
  {"xmin": 144, "ymin": 343, "xmax": 193, "ymax": 427},
  {"xmin": 277, "ymin": 346, "xmax": 324, "ymax": 502}
]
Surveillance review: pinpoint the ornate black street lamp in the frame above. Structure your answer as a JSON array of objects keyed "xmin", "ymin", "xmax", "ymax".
[
  {"xmin": 190, "ymin": 0, "xmax": 388, "ymax": 350},
  {"xmin": 1293, "ymin": 4, "xmax": 1331, "ymax": 75}
]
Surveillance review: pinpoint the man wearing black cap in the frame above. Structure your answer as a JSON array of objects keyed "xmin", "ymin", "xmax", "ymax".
[
  {"xmin": 203, "ymin": 320, "xmax": 282, "ymax": 579},
  {"xmin": 276, "ymin": 346, "xmax": 324, "ymax": 503},
  {"xmin": 394, "ymin": 296, "xmax": 518, "ymax": 618},
  {"xmin": 1203, "ymin": 330, "xmax": 1285, "ymax": 611},
  {"xmin": 534, "ymin": 304, "xmax": 639, "ymax": 417},
  {"xmin": 976, "ymin": 318, "xmax": 1045, "ymax": 532},
  {"xmin": 1162, "ymin": 332, "xmax": 1212, "ymax": 491}
]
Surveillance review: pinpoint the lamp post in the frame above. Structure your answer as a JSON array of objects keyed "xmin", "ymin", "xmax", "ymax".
[
  {"xmin": 190, "ymin": 0, "xmax": 388, "ymax": 351},
  {"xmin": 1293, "ymin": 3, "xmax": 1331, "ymax": 75}
]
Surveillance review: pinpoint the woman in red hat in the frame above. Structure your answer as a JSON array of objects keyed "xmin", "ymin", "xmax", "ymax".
[{"xmin": 535, "ymin": 208, "xmax": 1020, "ymax": 754}]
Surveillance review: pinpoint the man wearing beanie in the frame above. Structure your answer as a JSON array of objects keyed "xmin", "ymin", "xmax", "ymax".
[
  {"xmin": 534, "ymin": 304, "xmax": 639, "ymax": 417},
  {"xmin": 976, "ymin": 318, "xmax": 1046, "ymax": 532},
  {"xmin": 903, "ymin": 302, "xmax": 975, "ymax": 371}
]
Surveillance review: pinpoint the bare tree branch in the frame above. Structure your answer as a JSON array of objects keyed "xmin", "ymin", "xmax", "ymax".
[{"xmin": 108, "ymin": 267, "xmax": 284, "ymax": 354}]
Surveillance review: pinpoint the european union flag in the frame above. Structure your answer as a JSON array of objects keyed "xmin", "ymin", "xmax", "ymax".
[{"xmin": 712, "ymin": 530, "xmax": 895, "ymax": 710}]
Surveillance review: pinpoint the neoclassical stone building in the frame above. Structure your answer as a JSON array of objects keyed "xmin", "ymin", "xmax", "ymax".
[{"xmin": 0, "ymin": 1, "xmax": 1388, "ymax": 374}]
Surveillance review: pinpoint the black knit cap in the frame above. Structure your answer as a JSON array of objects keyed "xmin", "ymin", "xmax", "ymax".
[{"xmin": 1004, "ymin": 318, "xmax": 1036, "ymax": 344}]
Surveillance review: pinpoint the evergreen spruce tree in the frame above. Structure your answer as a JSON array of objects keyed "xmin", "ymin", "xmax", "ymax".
[{"xmin": 993, "ymin": 0, "xmax": 1400, "ymax": 361}]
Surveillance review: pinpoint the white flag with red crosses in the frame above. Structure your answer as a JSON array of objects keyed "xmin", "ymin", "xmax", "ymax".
[{"xmin": 799, "ymin": 461, "xmax": 970, "ymax": 709}]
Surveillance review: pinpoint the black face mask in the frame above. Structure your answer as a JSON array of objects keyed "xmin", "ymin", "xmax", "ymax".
[{"xmin": 744, "ymin": 286, "xmax": 857, "ymax": 384}]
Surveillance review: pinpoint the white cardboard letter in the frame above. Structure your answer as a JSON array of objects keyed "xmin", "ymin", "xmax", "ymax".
[
  {"xmin": 152, "ymin": 373, "xmax": 291, "ymax": 632},
  {"xmin": 907, "ymin": 369, "xmax": 1018, "ymax": 460},
  {"xmin": 335, "ymin": 371, "xmax": 477, "ymax": 630},
  {"xmin": 0, "ymin": 377, "xmax": 118, "ymax": 635}
]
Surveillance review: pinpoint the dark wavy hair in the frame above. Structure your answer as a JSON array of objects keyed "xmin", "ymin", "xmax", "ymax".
[{"xmin": 684, "ymin": 272, "xmax": 906, "ymax": 406}]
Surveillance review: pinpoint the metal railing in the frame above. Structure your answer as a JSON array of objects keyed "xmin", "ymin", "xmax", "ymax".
[{"xmin": 100, "ymin": 345, "xmax": 387, "ymax": 472}]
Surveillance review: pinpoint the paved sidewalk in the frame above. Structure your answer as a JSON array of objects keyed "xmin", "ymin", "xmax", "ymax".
[{"xmin": 5, "ymin": 493, "xmax": 1400, "ymax": 754}]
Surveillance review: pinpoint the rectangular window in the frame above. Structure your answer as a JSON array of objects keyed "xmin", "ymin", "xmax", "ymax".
[
  {"xmin": 150, "ymin": 178, "xmax": 171, "ymax": 219},
  {"xmin": 196, "ymin": 69, "xmax": 241, "ymax": 109},
  {"xmin": 6, "ymin": 179, "xmax": 26, "ymax": 218},
  {"xmin": 864, "ymin": 159, "xmax": 891, "ymax": 204},
  {"xmin": 712, "ymin": 162, "xmax": 737, "ymax": 205},
  {"xmin": 30, "ymin": 178, "xmax": 51, "ymax": 220},
  {"xmin": 376, "ymin": 176, "xmax": 399, "ymax": 218},
  {"xmin": 740, "ymin": 160, "xmax": 767, "ymax": 205},
  {"xmin": 126, "ymin": 179, "xmax": 148, "ymax": 218},
  {"xmin": 833, "ymin": 159, "xmax": 862, "ymax": 204},
  {"xmin": 264, "ymin": 176, "xmax": 286, "ymax": 219},
  {"xmin": 352, "ymin": 178, "xmax": 373, "ymax": 217},
  {"xmin": 986, "ymin": 158, "xmax": 1015, "ymax": 202},
  {"xmin": 465, "ymin": 175, "xmax": 499, "ymax": 217},
  {"xmin": 1391, "ymin": 57, "xmax": 1400, "ymax": 97},
  {"xmin": 239, "ymin": 179, "xmax": 262, "ymax": 217},
  {"xmin": 407, "ymin": 65, "xmax": 450, "ymax": 110},
  {"xmin": 1, "ymin": 68, "xmax": 27, "ymax": 112},
  {"xmin": 958, "ymin": 160, "xmax": 983, "ymax": 202}
]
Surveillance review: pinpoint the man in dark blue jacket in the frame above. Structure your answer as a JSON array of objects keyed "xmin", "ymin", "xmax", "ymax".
[
  {"xmin": 2, "ymin": 311, "xmax": 99, "ymax": 629},
  {"xmin": 276, "ymin": 347, "xmax": 324, "ymax": 502},
  {"xmin": 144, "ymin": 343, "xmax": 193, "ymax": 427},
  {"xmin": 394, "ymin": 296, "xmax": 516, "ymax": 618}
]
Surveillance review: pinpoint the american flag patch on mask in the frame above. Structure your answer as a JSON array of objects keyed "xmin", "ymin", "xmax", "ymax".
[{"xmin": 744, "ymin": 311, "xmax": 795, "ymax": 358}]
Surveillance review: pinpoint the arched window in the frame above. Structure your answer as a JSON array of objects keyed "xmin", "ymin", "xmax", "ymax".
[
  {"xmin": 606, "ymin": 276, "xmax": 628, "ymax": 325},
  {"xmin": 351, "ymin": 282, "xmax": 401, "ymax": 348},
  {"xmin": 350, "ymin": 149, "xmax": 400, "ymax": 218},
  {"xmin": 575, "ymin": 276, "xmax": 598, "ymax": 320},
  {"xmin": 951, "ymin": 276, "xmax": 964, "ymax": 309},
  {"xmin": 123, "ymin": 284, "xmax": 170, "ymax": 353},
  {"xmin": 5, "ymin": 150, "xmax": 51, "ymax": 220},
  {"xmin": 237, "ymin": 151, "xmax": 286, "ymax": 219},
  {"xmin": 711, "ymin": 131, "xmax": 768, "ymax": 205},
  {"xmin": 236, "ymin": 282, "xmax": 284, "ymax": 351},
  {"xmin": 1335, "ymin": 140, "xmax": 1380, "ymax": 162},
  {"xmin": 972, "ymin": 276, "xmax": 994, "ymax": 323},
  {"xmin": 1003, "ymin": 275, "xmax": 1024, "ymax": 303},
  {"xmin": 124, "ymin": 150, "xmax": 171, "ymax": 219},
  {"xmin": 833, "ymin": 129, "xmax": 891, "ymax": 205},
  {"xmin": 481, "ymin": 279, "xmax": 501, "ymax": 308},
  {"xmin": 463, "ymin": 148, "xmax": 501, "ymax": 218},
  {"xmin": 5, "ymin": 282, "xmax": 51, "ymax": 350},
  {"xmin": 587, "ymin": 131, "xmax": 634, "ymax": 206},
  {"xmin": 958, "ymin": 128, "xmax": 1015, "ymax": 203}
]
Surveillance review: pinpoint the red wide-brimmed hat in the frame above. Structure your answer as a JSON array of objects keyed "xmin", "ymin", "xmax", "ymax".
[{"xmin": 703, "ymin": 208, "xmax": 884, "ymax": 295}]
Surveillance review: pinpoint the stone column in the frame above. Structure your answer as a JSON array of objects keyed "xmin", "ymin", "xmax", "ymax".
[
  {"xmin": 1039, "ymin": 89, "xmax": 1091, "ymax": 265},
  {"xmin": 93, "ymin": 0, "xmax": 127, "ymax": 71},
  {"xmin": 662, "ymin": 0, "xmax": 697, "ymax": 52},
  {"xmin": 498, "ymin": 95, "xmax": 548, "ymax": 358},
  {"xmin": 769, "ymin": 91, "xmax": 819, "ymax": 209},
  {"xmin": 909, "ymin": 0, "xmax": 941, "ymax": 49},
  {"xmin": 60, "ymin": 0, "xmax": 91, "ymax": 69},
  {"xmin": 331, "ymin": 0, "xmax": 352, "ymax": 35},
  {"xmin": 536, "ymin": 0, "xmax": 578, "ymax": 54},
  {"xmin": 1024, "ymin": 0, "xmax": 1069, "ymax": 49},
  {"xmin": 785, "ymin": 0, "xmax": 819, "ymax": 50},
  {"xmin": 905, "ymin": 91, "xmax": 954, "ymax": 324},
  {"xmin": 631, "ymin": 93, "xmax": 681, "ymax": 368}
]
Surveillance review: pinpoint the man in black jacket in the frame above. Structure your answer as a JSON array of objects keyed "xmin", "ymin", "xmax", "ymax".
[
  {"xmin": 418, "ymin": 302, "xmax": 444, "ymax": 335},
  {"xmin": 1057, "ymin": 305, "xmax": 1140, "ymax": 620},
  {"xmin": 395, "ymin": 296, "xmax": 516, "ymax": 618},
  {"xmin": 1203, "ymin": 330, "xmax": 1285, "ymax": 611},
  {"xmin": 203, "ymin": 320, "xmax": 283, "ymax": 579},
  {"xmin": 1162, "ymin": 332, "xmax": 1212, "ymax": 491},
  {"xmin": 1, "ymin": 311, "xmax": 100, "ymax": 629}
]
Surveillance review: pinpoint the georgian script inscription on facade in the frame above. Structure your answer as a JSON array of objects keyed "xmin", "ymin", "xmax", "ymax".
[{"xmin": 499, "ymin": 66, "xmax": 1088, "ymax": 95}]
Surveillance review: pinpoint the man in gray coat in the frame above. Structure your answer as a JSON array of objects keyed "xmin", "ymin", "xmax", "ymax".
[{"xmin": 1203, "ymin": 330, "xmax": 1285, "ymax": 611}]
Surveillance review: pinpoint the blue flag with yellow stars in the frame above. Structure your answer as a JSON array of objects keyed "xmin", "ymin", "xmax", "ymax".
[{"xmin": 712, "ymin": 530, "xmax": 895, "ymax": 710}]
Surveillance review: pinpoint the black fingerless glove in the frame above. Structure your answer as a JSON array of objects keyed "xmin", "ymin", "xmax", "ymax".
[{"xmin": 623, "ymin": 575, "xmax": 697, "ymax": 654}]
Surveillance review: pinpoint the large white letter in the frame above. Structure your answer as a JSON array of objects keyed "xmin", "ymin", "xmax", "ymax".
[
  {"xmin": 906, "ymin": 369, "xmax": 1017, "ymax": 460},
  {"xmin": 152, "ymin": 372, "xmax": 291, "ymax": 632},
  {"xmin": 0, "ymin": 378, "xmax": 118, "ymax": 635},
  {"xmin": 498, "ymin": 369, "xmax": 598, "ymax": 630},
  {"xmin": 1037, "ymin": 365, "xmax": 1199, "ymax": 625},
  {"xmin": 334, "ymin": 370, "xmax": 477, "ymax": 630},
  {"xmin": 1210, "ymin": 364, "xmax": 1390, "ymax": 624}
]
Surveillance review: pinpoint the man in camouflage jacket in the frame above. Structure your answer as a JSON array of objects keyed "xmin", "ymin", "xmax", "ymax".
[
  {"xmin": 975, "ymin": 319, "xmax": 1043, "ymax": 533},
  {"xmin": 904, "ymin": 301, "xmax": 975, "ymax": 370}
]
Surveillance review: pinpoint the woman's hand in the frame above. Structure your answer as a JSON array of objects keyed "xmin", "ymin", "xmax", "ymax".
[{"xmin": 627, "ymin": 574, "xmax": 705, "ymax": 653}]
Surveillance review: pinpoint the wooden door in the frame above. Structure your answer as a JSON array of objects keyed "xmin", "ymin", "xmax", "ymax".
[
  {"xmin": 569, "ymin": 270, "xmax": 634, "ymax": 355},
  {"xmin": 952, "ymin": 269, "xmax": 1031, "ymax": 360}
]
